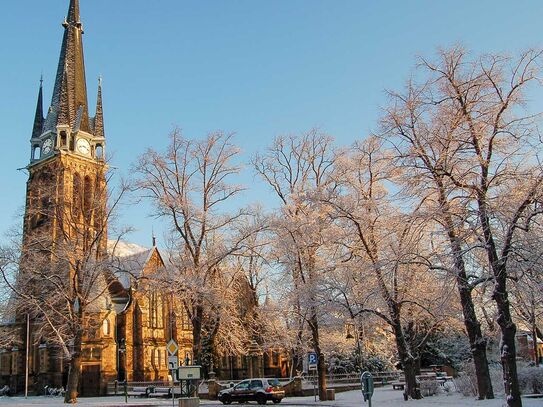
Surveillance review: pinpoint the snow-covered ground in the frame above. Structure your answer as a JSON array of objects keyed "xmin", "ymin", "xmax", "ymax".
[{"xmin": 0, "ymin": 388, "xmax": 541, "ymax": 406}]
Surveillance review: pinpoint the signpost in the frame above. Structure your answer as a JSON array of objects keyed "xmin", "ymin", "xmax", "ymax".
[
  {"xmin": 178, "ymin": 366, "xmax": 202, "ymax": 399},
  {"xmin": 167, "ymin": 339, "xmax": 179, "ymax": 406},
  {"xmin": 360, "ymin": 371, "xmax": 374, "ymax": 407},
  {"xmin": 308, "ymin": 353, "xmax": 318, "ymax": 401}
]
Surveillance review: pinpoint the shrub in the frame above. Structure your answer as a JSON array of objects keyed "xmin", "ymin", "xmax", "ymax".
[
  {"xmin": 454, "ymin": 361, "xmax": 504, "ymax": 397},
  {"xmin": 517, "ymin": 363, "xmax": 543, "ymax": 394}
]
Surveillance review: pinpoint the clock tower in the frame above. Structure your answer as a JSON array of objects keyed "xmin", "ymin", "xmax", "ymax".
[{"xmin": 24, "ymin": 0, "xmax": 107, "ymax": 252}]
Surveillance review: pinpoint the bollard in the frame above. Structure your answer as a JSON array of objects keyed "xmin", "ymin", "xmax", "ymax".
[{"xmin": 360, "ymin": 372, "xmax": 374, "ymax": 407}]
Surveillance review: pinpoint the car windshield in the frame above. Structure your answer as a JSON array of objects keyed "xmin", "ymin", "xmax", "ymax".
[{"xmin": 267, "ymin": 378, "xmax": 280, "ymax": 387}]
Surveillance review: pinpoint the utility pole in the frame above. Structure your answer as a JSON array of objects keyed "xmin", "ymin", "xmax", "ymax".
[{"xmin": 25, "ymin": 313, "xmax": 30, "ymax": 399}]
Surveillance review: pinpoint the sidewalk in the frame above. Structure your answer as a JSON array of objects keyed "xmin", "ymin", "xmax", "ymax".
[{"xmin": 0, "ymin": 388, "xmax": 541, "ymax": 407}]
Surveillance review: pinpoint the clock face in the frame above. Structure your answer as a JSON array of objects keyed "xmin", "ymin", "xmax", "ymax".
[
  {"xmin": 42, "ymin": 138, "xmax": 53, "ymax": 155},
  {"xmin": 76, "ymin": 138, "xmax": 91, "ymax": 156}
]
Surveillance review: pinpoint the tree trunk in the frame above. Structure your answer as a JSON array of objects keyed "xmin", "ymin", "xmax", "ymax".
[
  {"xmin": 403, "ymin": 358, "xmax": 420, "ymax": 401},
  {"xmin": 192, "ymin": 305, "xmax": 203, "ymax": 367},
  {"xmin": 437, "ymin": 182, "xmax": 494, "ymax": 399},
  {"xmin": 64, "ymin": 343, "xmax": 82, "ymax": 403},
  {"xmin": 533, "ymin": 325, "xmax": 539, "ymax": 365},
  {"xmin": 458, "ymin": 282, "xmax": 495, "ymax": 399},
  {"xmin": 309, "ymin": 311, "xmax": 327, "ymax": 401},
  {"xmin": 493, "ymin": 271, "xmax": 522, "ymax": 407},
  {"xmin": 390, "ymin": 315, "xmax": 421, "ymax": 400}
]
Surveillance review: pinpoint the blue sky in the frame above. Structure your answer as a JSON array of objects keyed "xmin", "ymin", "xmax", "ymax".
[{"xmin": 1, "ymin": 0, "xmax": 542, "ymax": 247}]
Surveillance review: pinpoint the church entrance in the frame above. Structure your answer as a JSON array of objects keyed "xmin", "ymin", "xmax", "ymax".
[{"xmin": 80, "ymin": 365, "xmax": 101, "ymax": 396}]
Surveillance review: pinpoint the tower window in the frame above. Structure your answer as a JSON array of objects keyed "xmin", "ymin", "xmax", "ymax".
[
  {"xmin": 95, "ymin": 144, "xmax": 104, "ymax": 160},
  {"xmin": 32, "ymin": 145, "xmax": 41, "ymax": 160},
  {"xmin": 60, "ymin": 131, "xmax": 67, "ymax": 148}
]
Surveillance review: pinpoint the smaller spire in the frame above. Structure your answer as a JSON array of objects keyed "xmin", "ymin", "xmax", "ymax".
[
  {"xmin": 152, "ymin": 228, "xmax": 157, "ymax": 247},
  {"xmin": 93, "ymin": 76, "xmax": 105, "ymax": 139},
  {"xmin": 31, "ymin": 77, "xmax": 44, "ymax": 139}
]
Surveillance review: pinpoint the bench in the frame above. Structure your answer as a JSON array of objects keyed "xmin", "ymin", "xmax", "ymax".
[
  {"xmin": 148, "ymin": 387, "xmax": 171, "ymax": 398},
  {"xmin": 127, "ymin": 386, "xmax": 149, "ymax": 398},
  {"xmin": 392, "ymin": 381, "xmax": 405, "ymax": 390}
]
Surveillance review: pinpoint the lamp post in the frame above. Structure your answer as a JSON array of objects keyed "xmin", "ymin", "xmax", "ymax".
[
  {"xmin": 118, "ymin": 338, "xmax": 126, "ymax": 381},
  {"xmin": 345, "ymin": 320, "xmax": 363, "ymax": 371}
]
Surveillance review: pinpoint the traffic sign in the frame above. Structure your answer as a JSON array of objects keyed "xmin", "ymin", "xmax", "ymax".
[
  {"xmin": 168, "ymin": 355, "xmax": 179, "ymax": 370},
  {"xmin": 308, "ymin": 352, "xmax": 318, "ymax": 370},
  {"xmin": 167, "ymin": 339, "xmax": 178, "ymax": 356},
  {"xmin": 178, "ymin": 366, "xmax": 201, "ymax": 380}
]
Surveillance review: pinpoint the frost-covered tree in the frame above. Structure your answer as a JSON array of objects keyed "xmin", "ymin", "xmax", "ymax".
[
  {"xmin": 0, "ymin": 170, "xmax": 128, "ymax": 403},
  {"xmin": 134, "ymin": 129, "xmax": 261, "ymax": 373},
  {"xmin": 254, "ymin": 130, "xmax": 338, "ymax": 400},
  {"xmin": 383, "ymin": 46, "xmax": 543, "ymax": 407},
  {"xmin": 322, "ymin": 136, "xmax": 450, "ymax": 399}
]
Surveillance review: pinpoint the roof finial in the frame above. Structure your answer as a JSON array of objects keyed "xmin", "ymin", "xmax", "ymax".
[{"xmin": 152, "ymin": 229, "xmax": 157, "ymax": 247}]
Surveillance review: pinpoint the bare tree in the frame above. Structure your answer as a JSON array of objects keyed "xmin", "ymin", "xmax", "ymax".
[
  {"xmin": 384, "ymin": 46, "xmax": 543, "ymax": 407},
  {"xmin": 134, "ymin": 128, "xmax": 260, "ymax": 373},
  {"xmin": 509, "ymin": 225, "xmax": 543, "ymax": 363},
  {"xmin": 382, "ymin": 67, "xmax": 496, "ymax": 399},
  {"xmin": 322, "ymin": 136, "xmax": 450, "ymax": 399},
  {"xmin": 1, "ymin": 167, "xmax": 129, "ymax": 403},
  {"xmin": 253, "ymin": 130, "xmax": 337, "ymax": 400}
]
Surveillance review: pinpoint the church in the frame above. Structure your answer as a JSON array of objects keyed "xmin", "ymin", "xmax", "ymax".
[
  {"xmin": 0, "ymin": 0, "xmax": 193, "ymax": 396},
  {"xmin": 0, "ymin": 0, "xmax": 294, "ymax": 397}
]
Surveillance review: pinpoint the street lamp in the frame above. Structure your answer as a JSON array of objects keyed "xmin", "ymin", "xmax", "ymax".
[
  {"xmin": 345, "ymin": 320, "xmax": 363, "ymax": 371},
  {"xmin": 118, "ymin": 338, "xmax": 126, "ymax": 382}
]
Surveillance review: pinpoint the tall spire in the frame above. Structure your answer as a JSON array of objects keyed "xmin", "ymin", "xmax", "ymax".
[
  {"xmin": 31, "ymin": 77, "xmax": 44, "ymax": 139},
  {"xmin": 44, "ymin": 0, "xmax": 89, "ymax": 133},
  {"xmin": 93, "ymin": 77, "xmax": 105, "ymax": 139},
  {"xmin": 67, "ymin": 0, "xmax": 81, "ymax": 24}
]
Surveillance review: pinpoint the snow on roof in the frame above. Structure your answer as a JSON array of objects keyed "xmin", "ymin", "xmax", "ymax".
[
  {"xmin": 108, "ymin": 240, "xmax": 156, "ymax": 289},
  {"xmin": 107, "ymin": 240, "xmax": 149, "ymax": 258}
]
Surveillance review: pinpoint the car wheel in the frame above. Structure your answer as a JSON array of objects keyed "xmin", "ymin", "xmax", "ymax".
[
  {"xmin": 221, "ymin": 395, "xmax": 232, "ymax": 405},
  {"xmin": 257, "ymin": 394, "xmax": 267, "ymax": 405},
  {"xmin": 272, "ymin": 400, "xmax": 281, "ymax": 404}
]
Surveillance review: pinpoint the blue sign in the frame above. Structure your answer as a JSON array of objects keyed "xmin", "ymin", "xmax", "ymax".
[{"xmin": 308, "ymin": 352, "xmax": 318, "ymax": 370}]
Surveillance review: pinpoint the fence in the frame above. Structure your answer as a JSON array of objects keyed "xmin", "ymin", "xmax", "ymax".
[
  {"xmin": 303, "ymin": 371, "xmax": 402, "ymax": 387},
  {"xmin": 106, "ymin": 371, "xmax": 403, "ymax": 396}
]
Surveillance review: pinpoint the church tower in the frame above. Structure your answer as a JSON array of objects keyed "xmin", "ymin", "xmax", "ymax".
[{"xmin": 24, "ymin": 0, "xmax": 107, "ymax": 253}]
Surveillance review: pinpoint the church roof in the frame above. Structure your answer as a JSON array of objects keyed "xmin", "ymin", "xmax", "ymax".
[{"xmin": 108, "ymin": 240, "xmax": 159, "ymax": 289}]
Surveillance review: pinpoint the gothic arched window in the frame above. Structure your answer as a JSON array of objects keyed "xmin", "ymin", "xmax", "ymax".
[
  {"xmin": 149, "ymin": 292, "xmax": 164, "ymax": 329},
  {"xmin": 72, "ymin": 173, "xmax": 82, "ymax": 219},
  {"xmin": 83, "ymin": 176, "xmax": 93, "ymax": 222},
  {"xmin": 102, "ymin": 319, "xmax": 111, "ymax": 336}
]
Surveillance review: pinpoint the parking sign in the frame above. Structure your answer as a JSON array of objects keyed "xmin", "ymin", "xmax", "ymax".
[{"xmin": 308, "ymin": 352, "xmax": 318, "ymax": 370}]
